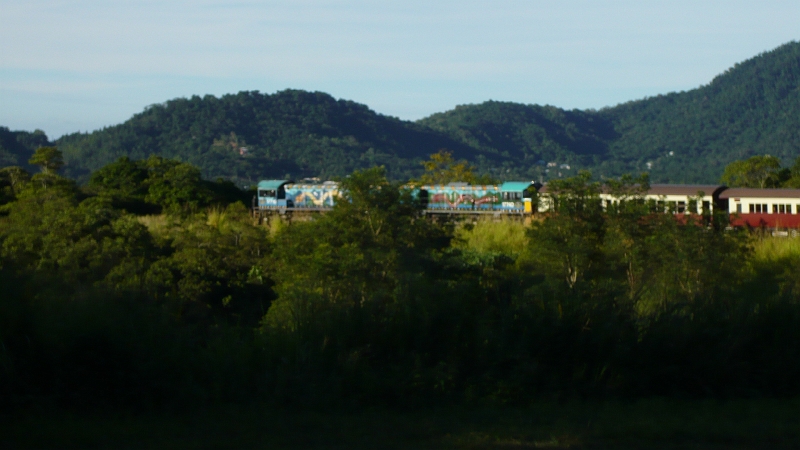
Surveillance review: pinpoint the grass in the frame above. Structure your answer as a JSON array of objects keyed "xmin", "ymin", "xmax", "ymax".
[
  {"xmin": 455, "ymin": 219, "xmax": 528, "ymax": 257},
  {"xmin": 136, "ymin": 214, "xmax": 170, "ymax": 237},
  {"xmin": 3, "ymin": 398, "xmax": 799, "ymax": 449},
  {"xmin": 751, "ymin": 234, "xmax": 800, "ymax": 265}
]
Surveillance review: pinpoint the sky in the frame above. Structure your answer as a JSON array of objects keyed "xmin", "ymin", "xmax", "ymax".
[{"xmin": 1, "ymin": 0, "xmax": 799, "ymax": 139}]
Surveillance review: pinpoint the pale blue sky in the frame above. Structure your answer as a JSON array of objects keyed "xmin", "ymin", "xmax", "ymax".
[{"xmin": 2, "ymin": 0, "xmax": 799, "ymax": 138}]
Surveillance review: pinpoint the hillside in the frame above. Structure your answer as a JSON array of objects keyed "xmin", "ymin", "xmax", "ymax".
[
  {"xmin": 3, "ymin": 41, "xmax": 800, "ymax": 184},
  {"xmin": 54, "ymin": 90, "xmax": 497, "ymax": 184},
  {"xmin": 417, "ymin": 102, "xmax": 616, "ymax": 181},
  {"xmin": 422, "ymin": 41, "xmax": 800, "ymax": 183}
]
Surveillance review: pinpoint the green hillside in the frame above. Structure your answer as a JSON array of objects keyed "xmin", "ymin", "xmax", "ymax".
[
  {"xmin": 423, "ymin": 41, "xmax": 800, "ymax": 183},
  {"xmin": 54, "ymin": 90, "xmax": 495, "ymax": 184},
  {"xmin": 418, "ymin": 102, "xmax": 615, "ymax": 181},
  {"xmin": 4, "ymin": 41, "xmax": 800, "ymax": 184},
  {"xmin": 600, "ymin": 40, "xmax": 800, "ymax": 182}
]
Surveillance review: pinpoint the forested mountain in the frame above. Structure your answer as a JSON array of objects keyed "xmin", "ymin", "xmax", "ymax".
[
  {"xmin": 423, "ymin": 41, "xmax": 800, "ymax": 183},
  {"xmin": 4, "ymin": 41, "xmax": 800, "ymax": 184},
  {"xmin": 418, "ymin": 102, "xmax": 615, "ymax": 181},
  {"xmin": 53, "ymin": 90, "xmax": 495, "ymax": 184},
  {"xmin": 599, "ymin": 40, "xmax": 800, "ymax": 182}
]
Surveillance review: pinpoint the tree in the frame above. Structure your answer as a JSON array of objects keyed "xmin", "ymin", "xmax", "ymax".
[
  {"xmin": 143, "ymin": 156, "xmax": 212, "ymax": 211},
  {"xmin": 28, "ymin": 146, "xmax": 64, "ymax": 175},
  {"xmin": 88, "ymin": 156, "xmax": 149, "ymax": 200},
  {"xmin": 720, "ymin": 155, "xmax": 782, "ymax": 188},
  {"xmin": 526, "ymin": 171, "xmax": 605, "ymax": 293},
  {"xmin": 415, "ymin": 150, "xmax": 494, "ymax": 185},
  {"xmin": 782, "ymin": 156, "xmax": 800, "ymax": 188},
  {"xmin": 262, "ymin": 167, "xmax": 452, "ymax": 333}
]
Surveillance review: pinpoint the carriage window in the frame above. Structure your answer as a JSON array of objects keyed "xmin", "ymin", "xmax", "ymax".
[
  {"xmin": 667, "ymin": 201, "xmax": 677, "ymax": 213},
  {"xmin": 688, "ymin": 200, "xmax": 698, "ymax": 213},
  {"xmin": 677, "ymin": 201, "xmax": 686, "ymax": 213},
  {"xmin": 736, "ymin": 204, "xmax": 742, "ymax": 213},
  {"xmin": 750, "ymin": 204, "xmax": 755, "ymax": 213}
]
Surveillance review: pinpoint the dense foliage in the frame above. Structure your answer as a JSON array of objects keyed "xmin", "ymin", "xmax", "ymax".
[
  {"xmin": 0, "ymin": 127, "xmax": 50, "ymax": 172},
  {"xmin": 720, "ymin": 154, "xmax": 800, "ymax": 188},
  {"xmin": 54, "ymin": 90, "xmax": 493, "ymax": 185},
  {"xmin": 3, "ymin": 157, "xmax": 800, "ymax": 412}
]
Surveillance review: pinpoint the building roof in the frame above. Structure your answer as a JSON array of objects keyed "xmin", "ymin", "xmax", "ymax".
[
  {"xmin": 538, "ymin": 183, "xmax": 726, "ymax": 197},
  {"xmin": 257, "ymin": 180, "xmax": 290, "ymax": 190},
  {"xmin": 646, "ymin": 184, "xmax": 726, "ymax": 197},
  {"xmin": 720, "ymin": 188, "xmax": 800, "ymax": 199}
]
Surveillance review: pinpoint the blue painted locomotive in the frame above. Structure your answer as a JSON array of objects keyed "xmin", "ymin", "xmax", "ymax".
[
  {"xmin": 421, "ymin": 181, "xmax": 538, "ymax": 212},
  {"xmin": 256, "ymin": 180, "xmax": 339, "ymax": 209},
  {"xmin": 256, "ymin": 179, "xmax": 538, "ymax": 213}
]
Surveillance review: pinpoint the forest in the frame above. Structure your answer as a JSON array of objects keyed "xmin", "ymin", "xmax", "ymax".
[
  {"xmin": 3, "ymin": 42, "xmax": 800, "ymax": 188},
  {"xmin": 3, "ymin": 149, "xmax": 800, "ymax": 407},
  {"xmin": 3, "ymin": 148, "xmax": 800, "ymax": 446}
]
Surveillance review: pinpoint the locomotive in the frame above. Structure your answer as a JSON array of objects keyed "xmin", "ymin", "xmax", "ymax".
[{"xmin": 255, "ymin": 180, "xmax": 539, "ymax": 213}]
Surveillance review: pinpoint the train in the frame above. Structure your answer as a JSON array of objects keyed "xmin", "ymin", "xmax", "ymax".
[
  {"xmin": 254, "ymin": 179, "xmax": 800, "ymax": 228},
  {"xmin": 254, "ymin": 179, "xmax": 539, "ymax": 213}
]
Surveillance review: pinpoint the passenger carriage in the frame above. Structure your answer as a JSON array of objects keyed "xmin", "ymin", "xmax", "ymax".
[{"xmin": 720, "ymin": 187, "xmax": 800, "ymax": 228}]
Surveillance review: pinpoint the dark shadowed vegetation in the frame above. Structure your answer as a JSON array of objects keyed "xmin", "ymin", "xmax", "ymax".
[
  {"xmin": 3, "ymin": 154, "xmax": 800, "ymax": 447},
  {"xmin": 3, "ymin": 156, "xmax": 800, "ymax": 412}
]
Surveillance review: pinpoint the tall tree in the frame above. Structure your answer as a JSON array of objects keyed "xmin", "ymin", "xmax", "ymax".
[
  {"xmin": 28, "ymin": 146, "xmax": 64, "ymax": 175},
  {"xmin": 720, "ymin": 155, "xmax": 784, "ymax": 188},
  {"xmin": 415, "ymin": 150, "xmax": 494, "ymax": 185}
]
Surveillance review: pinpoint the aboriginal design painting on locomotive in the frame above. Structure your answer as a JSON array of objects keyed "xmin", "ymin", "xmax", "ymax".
[
  {"xmin": 256, "ymin": 180, "xmax": 338, "ymax": 208},
  {"xmin": 255, "ymin": 180, "xmax": 538, "ymax": 213},
  {"xmin": 421, "ymin": 182, "xmax": 536, "ymax": 212}
]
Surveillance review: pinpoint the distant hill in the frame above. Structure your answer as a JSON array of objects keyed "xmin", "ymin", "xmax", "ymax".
[
  {"xmin": 422, "ymin": 41, "xmax": 800, "ymax": 183},
  {"xmin": 53, "ymin": 90, "xmax": 497, "ymax": 184},
  {"xmin": 418, "ymin": 102, "xmax": 615, "ymax": 181},
  {"xmin": 599, "ymin": 40, "xmax": 800, "ymax": 182},
  {"xmin": 3, "ymin": 41, "xmax": 799, "ymax": 184}
]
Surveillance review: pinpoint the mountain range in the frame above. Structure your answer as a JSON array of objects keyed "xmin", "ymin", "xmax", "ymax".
[{"xmin": 2, "ymin": 41, "xmax": 800, "ymax": 185}]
